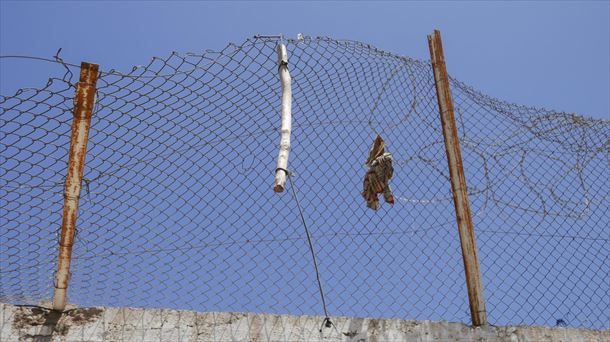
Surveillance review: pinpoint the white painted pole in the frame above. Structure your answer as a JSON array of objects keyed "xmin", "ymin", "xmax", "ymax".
[{"xmin": 274, "ymin": 43, "xmax": 292, "ymax": 192}]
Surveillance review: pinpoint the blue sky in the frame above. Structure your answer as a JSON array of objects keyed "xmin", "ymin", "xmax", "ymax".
[
  {"xmin": 1, "ymin": 0, "xmax": 608, "ymax": 329},
  {"xmin": 1, "ymin": 1, "xmax": 609, "ymax": 120}
]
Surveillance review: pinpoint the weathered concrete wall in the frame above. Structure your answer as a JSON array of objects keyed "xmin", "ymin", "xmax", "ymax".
[{"xmin": 1, "ymin": 303, "xmax": 607, "ymax": 342}]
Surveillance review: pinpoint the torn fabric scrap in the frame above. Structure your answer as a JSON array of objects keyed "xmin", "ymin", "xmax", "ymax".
[{"xmin": 362, "ymin": 135, "xmax": 394, "ymax": 210}]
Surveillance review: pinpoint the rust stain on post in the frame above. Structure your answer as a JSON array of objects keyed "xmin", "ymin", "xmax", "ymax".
[
  {"xmin": 427, "ymin": 30, "xmax": 487, "ymax": 326},
  {"xmin": 52, "ymin": 62, "xmax": 99, "ymax": 311}
]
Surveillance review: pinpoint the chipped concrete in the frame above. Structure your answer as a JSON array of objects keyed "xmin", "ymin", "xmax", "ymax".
[{"xmin": 1, "ymin": 303, "xmax": 607, "ymax": 341}]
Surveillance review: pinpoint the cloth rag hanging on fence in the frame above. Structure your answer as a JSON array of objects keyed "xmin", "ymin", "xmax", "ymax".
[{"xmin": 362, "ymin": 135, "xmax": 394, "ymax": 210}]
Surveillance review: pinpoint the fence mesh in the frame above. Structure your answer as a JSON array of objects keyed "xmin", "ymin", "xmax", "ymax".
[{"xmin": 1, "ymin": 36, "xmax": 608, "ymax": 329}]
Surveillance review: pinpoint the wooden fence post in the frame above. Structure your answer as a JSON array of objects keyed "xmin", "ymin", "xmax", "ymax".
[
  {"xmin": 427, "ymin": 30, "xmax": 488, "ymax": 326},
  {"xmin": 52, "ymin": 62, "xmax": 99, "ymax": 311}
]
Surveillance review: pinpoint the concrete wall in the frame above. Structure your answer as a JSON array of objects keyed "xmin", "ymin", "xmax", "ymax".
[{"xmin": 1, "ymin": 303, "xmax": 607, "ymax": 342}]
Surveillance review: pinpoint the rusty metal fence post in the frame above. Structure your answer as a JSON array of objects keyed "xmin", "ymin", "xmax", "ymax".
[
  {"xmin": 52, "ymin": 62, "xmax": 99, "ymax": 311},
  {"xmin": 427, "ymin": 30, "xmax": 488, "ymax": 326}
]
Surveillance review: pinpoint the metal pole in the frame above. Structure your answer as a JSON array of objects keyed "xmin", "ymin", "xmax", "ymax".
[
  {"xmin": 52, "ymin": 62, "xmax": 99, "ymax": 311},
  {"xmin": 427, "ymin": 30, "xmax": 488, "ymax": 326}
]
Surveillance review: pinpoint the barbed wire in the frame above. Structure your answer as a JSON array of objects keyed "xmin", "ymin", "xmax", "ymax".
[{"xmin": 1, "ymin": 35, "xmax": 608, "ymax": 329}]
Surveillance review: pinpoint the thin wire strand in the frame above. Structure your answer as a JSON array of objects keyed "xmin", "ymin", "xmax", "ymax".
[{"xmin": 285, "ymin": 170, "xmax": 331, "ymax": 320}]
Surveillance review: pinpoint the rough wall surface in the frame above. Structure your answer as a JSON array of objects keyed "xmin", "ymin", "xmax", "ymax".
[{"xmin": 1, "ymin": 303, "xmax": 607, "ymax": 342}]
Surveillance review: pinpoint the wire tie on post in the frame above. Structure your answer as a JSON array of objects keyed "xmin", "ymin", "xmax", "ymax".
[
  {"xmin": 63, "ymin": 194, "xmax": 79, "ymax": 201},
  {"xmin": 275, "ymin": 167, "xmax": 292, "ymax": 177}
]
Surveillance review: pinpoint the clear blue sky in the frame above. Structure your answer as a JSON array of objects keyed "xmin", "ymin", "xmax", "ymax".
[
  {"xmin": 1, "ymin": 0, "xmax": 609, "ymax": 119},
  {"xmin": 1, "ymin": 0, "xmax": 608, "ymax": 330}
]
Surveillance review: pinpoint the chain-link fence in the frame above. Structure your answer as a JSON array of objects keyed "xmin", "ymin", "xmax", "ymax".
[{"xmin": 1, "ymin": 35, "xmax": 608, "ymax": 329}]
